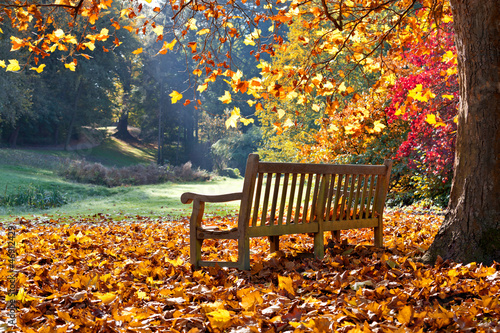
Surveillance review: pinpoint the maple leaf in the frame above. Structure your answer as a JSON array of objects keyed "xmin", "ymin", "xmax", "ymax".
[
  {"xmin": 0, "ymin": 60, "xmax": 6, "ymax": 68},
  {"xmin": 278, "ymin": 275, "xmax": 295, "ymax": 295},
  {"xmin": 158, "ymin": 39, "xmax": 177, "ymax": 54},
  {"xmin": 197, "ymin": 28, "xmax": 210, "ymax": 35},
  {"xmin": 132, "ymin": 48, "xmax": 143, "ymax": 55},
  {"xmin": 206, "ymin": 309, "xmax": 232, "ymax": 329},
  {"xmin": 30, "ymin": 64, "xmax": 46, "ymax": 73},
  {"xmin": 6, "ymin": 59, "xmax": 20, "ymax": 72},
  {"xmin": 219, "ymin": 90, "xmax": 232, "ymax": 104},
  {"xmin": 169, "ymin": 91, "xmax": 183, "ymax": 104},
  {"xmin": 225, "ymin": 107, "xmax": 240, "ymax": 128}
]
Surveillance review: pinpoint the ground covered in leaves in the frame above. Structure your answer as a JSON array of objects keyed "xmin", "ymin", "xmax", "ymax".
[{"xmin": 1, "ymin": 211, "xmax": 499, "ymax": 332}]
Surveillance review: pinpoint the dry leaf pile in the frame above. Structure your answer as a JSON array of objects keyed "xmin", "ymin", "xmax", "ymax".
[{"xmin": 1, "ymin": 211, "xmax": 499, "ymax": 332}]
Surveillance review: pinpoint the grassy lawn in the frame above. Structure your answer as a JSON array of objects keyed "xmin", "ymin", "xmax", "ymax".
[{"xmin": 0, "ymin": 146, "xmax": 243, "ymax": 222}]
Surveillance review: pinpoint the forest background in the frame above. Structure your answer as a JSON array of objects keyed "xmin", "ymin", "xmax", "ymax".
[{"xmin": 0, "ymin": 0, "xmax": 458, "ymax": 209}]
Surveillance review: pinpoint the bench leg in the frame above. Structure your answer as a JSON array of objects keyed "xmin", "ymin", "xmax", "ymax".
[
  {"xmin": 239, "ymin": 236, "xmax": 251, "ymax": 270},
  {"xmin": 374, "ymin": 226, "xmax": 383, "ymax": 248},
  {"xmin": 269, "ymin": 236, "xmax": 279, "ymax": 253},
  {"xmin": 190, "ymin": 236, "xmax": 203, "ymax": 269},
  {"xmin": 314, "ymin": 232, "xmax": 324, "ymax": 259}
]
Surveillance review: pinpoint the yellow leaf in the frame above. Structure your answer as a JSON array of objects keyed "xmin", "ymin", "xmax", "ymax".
[
  {"xmin": 152, "ymin": 25, "xmax": 164, "ymax": 36},
  {"xmin": 277, "ymin": 108, "xmax": 286, "ymax": 119},
  {"xmin": 143, "ymin": 0, "xmax": 152, "ymax": 3},
  {"xmin": 206, "ymin": 309, "xmax": 232, "ymax": 330},
  {"xmin": 240, "ymin": 118, "xmax": 254, "ymax": 126},
  {"xmin": 247, "ymin": 100, "xmax": 256, "ymax": 107},
  {"xmin": 338, "ymin": 82, "xmax": 347, "ymax": 92},
  {"xmin": 240, "ymin": 291, "xmax": 263, "ymax": 310},
  {"xmin": 197, "ymin": 29, "xmax": 210, "ymax": 35},
  {"xmin": 312, "ymin": 104, "xmax": 320, "ymax": 112},
  {"xmin": 53, "ymin": 29, "xmax": 65, "ymax": 39},
  {"xmin": 30, "ymin": 64, "xmax": 46, "ymax": 73},
  {"xmin": 442, "ymin": 50, "xmax": 455, "ymax": 63},
  {"xmin": 169, "ymin": 91, "xmax": 183, "ymax": 104},
  {"xmin": 372, "ymin": 120, "xmax": 386, "ymax": 132},
  {"xmin": 158, "ymin": 39, "xmax": 177, "ymax": 54},
  {"xmin": 0, "ymin": 60, "xmax": 6, "ymax": 68},
  {"xmin": 65, "ymin": 62, "xmax": 76, "ymax": 71},
  {"xmin": 197, "ymin": 83, "xmax": 208, "ymax": 93},
  {"xmin": 396, "ymin": 305, "xmax": 413, "ymax": 325},
  {"xmin": 193, "ymin": 69, "xmax": 202, "ymax": 76},
  {"xmin": 96, "ymin": 292, "xmax": 117, "ymax": 305},
  {"xmin": 6, "ymin": 59, "xmax": 20, "ymax": 72},
  {"xmin": 136, "ymin": 291, "xmax": 148, "ymax": 299},
  {"xmin": 278, "ymin": 275, "xmax": 295, "ymax": 295},
  {"xmin": 132, "ymin": 48, "xmax": 143, "ymax": 55},
  {"xmin": 425, "ymin": 114, "xmax": 437, "ymax": 125},
  {"xmin": 218, "ymin": 91, "xmax": 232, "ymax": 104},
  {"xmin": 442, "ymin": 94, "xmax": 454, "ymax": 100}
]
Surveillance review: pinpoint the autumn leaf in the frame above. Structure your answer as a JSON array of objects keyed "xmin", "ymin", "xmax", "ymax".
[
  {"xmin": 278, "ymin": 275, "xmax": 295, "ymax": 295},
  {"xmin": 65, "ymin": 62, "xmax": 76, "ymax": 71},
  {"xmin": 30, "ymin": 64, "xmax": 46, "ymax": 73},
  {"xmin": 158, "ymin": 39, "xmax": 177, "ymax": 54},
  {"xmin": 197, "ymin": 28, "xmax": 210, "ymax": 35},
  {"xmin": 6, "ymin": 59, "xmax": 20, "ymax": 72},
  {"xmin": 132, "ymin": 48, "xmax": 143, "ymax": 55},
  {"xmin": 0, "ymin": 60, "xmax": 5, "ymax": 68},
  {"xmin": 96, "ymin": 292, "xmax": 117, "ymax": 305},
  {"xmin": 225, "ymin": 107, "xmax": 240, "ymax": 128},
  {"xmin": 218, "ymin": 90, "xmax": 232, "ymax": 104},
  {"xmin": 169, "ymin": 91, "xmax": 183, "ymax": 104},
  {"xmin": 206, "ymin": 309, "xmax": 232, "ymax": 329}
]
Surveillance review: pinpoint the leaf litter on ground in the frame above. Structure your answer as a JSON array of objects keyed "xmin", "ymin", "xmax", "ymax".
[{"xmin": 1, "ymin": 210, "xmax": 499, "ymax": 332}]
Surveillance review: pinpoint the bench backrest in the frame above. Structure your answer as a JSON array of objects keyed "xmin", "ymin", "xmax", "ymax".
[{"xmin": 238, "ymin": 154, "xmax": 392, "ymax": 237}]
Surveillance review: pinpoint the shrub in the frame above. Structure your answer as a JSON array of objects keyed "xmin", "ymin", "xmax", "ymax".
[
  {"xmin": 0, "ymin": 184, "xmax": 67, "ymax": 209},
  {"xmin": 59, "ymin": 159, "xmax": 211, "ymax": 187}
]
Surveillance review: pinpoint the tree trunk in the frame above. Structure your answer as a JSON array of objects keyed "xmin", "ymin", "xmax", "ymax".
[
  {"xmin": 423, "ymin": 0, "xmax": 500, "ymax": 265},
  {"xmin": 9, "ymin": 126, "xmax": 20, "ymax": 148},
  {"xmin": 65, "ymin": 77, "xmax": 82, "ymax": 151}
]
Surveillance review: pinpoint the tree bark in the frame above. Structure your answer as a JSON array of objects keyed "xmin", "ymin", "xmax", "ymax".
[{"xmin": 423, "ymin": 0, "xmax": 500, "ymax": 265}]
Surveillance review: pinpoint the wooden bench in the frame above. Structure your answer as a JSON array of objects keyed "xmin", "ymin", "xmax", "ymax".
[{"xmin": 181, "ymin": 154, "xmax": 392, "ymax": 270}]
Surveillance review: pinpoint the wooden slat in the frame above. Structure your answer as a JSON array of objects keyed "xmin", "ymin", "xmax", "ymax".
[
  {"xmin": 324, "ymin": 174, "xmax": 336, "ymax": 222},
  {"xmin": 345, "ymin": 174, "xmax": 357, "ymax": 220},
  {"xmin": 309, "ymin": 174, "xmax": 321, "ymax": 223},
  {"xmin": 322, "ymin": 218, "xmax": 379, "ymax": 231},
  {"xmin": 359, "ymin": 175, "xmax": 368, "ymax": 218},
  {"xmin": 278, "ymin": 174, "xmax": 289, "ymax": 225},
  {"xmin": 197, "ymin": 228, "xmax": 239, "ymax": 239},
  {"xmin": 261, "ymin": 173, "xmax": 273, "ymax": 225},
  {"xmin": 269, "ymin": 173, "xmax": 281, "ymax": 225},
  {"xmin": 248, "ymin": 221, "xmax": 318, "ymax": 237},
  {"xmin": 251, "ymin": 172, "xmax": 264, "ymax": 227},
  {"xmin": 302, "ymin": 174, "xmax": 314, "ymax": 224},
  {"xmin": 286, "ymin": 174, "xmax": 297, "ymax": 224},
  {"xmin": 352, "ymin": 174, "xmax": 363, "ymax": 219},
  {"xmin": 332, "ymin": 174, "xmax": 343, "ymax": 221},
  {"xmin": 366, "ymin": 175, "xmax": 376, "ymax": 218},
  {"xmin": 339, "ymin": 174, "xmax": 350, "ymax": 221},
  {"xmin": 258, "ymin": 162, "xmax": 388, "ymax": 175},
  {"xmin": 294, "ymin": 174, "xmax": 306, "ymax": 224},
  {"xmin": 373, "ymin": 174, "xmax": 382, "ymax": 216}
]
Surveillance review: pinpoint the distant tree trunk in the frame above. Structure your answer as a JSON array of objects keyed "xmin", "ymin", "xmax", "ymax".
[
  {"xmin": 9, "ymin": 126, "xmax": 20, "ymax": 148},
  {"xmin": 65, "ymin": 77, "xmax": 82, "ymax": 151},
  {"xmin": 423, "ymin": 0, "xmax": 500, "ymax": 264},
  {"xmin": 114, "ymin": 96, "xmax": 138, "ymax": 142}
]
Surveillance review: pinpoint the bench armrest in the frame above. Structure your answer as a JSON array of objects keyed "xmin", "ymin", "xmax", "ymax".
[{"xmin": 181, "ymin": 192, "xmax": 243, "ymax": 204}]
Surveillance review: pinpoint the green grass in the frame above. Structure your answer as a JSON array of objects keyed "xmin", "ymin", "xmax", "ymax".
[
  {"xmin": 0, "ymin": 147, "xmax": 242, "ymax": 221},
  {"xmin": 83, "ymin": 137, "xmax": 156, "ymax": 167}
]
